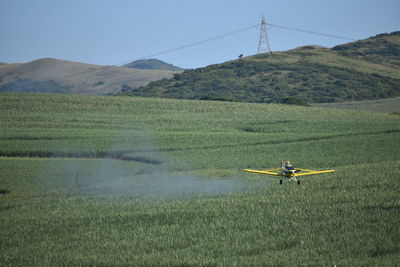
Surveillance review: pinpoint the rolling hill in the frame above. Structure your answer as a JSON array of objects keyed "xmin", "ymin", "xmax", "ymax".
[
  {"xmin": 332, "ymin": 31, "xmax": 400, "ymax": 67},
  {"xmin": 123, "ymin": 58, "xmax": 183, "ymax": 71},
  {"xmin": 119, "ymin": 31, "xmax": 400, "ymax": 103},
  {"xmin": 0, "ymin": 58, "xmax": 181, "ymax": 95}
]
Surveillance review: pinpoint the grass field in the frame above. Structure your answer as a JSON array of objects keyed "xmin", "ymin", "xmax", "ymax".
[
  {"xmin": 1, "ymin": 92, "xmax": 400, "ymax": 266},
  {"xmin": 313, "ymin": 96, "xmax": 400, "ymax": 114}
]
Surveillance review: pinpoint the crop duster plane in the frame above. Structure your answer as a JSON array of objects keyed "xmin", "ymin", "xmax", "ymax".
[{"xmin": 243, "ymin": 161, "xmax": 336, "ymax": 184}]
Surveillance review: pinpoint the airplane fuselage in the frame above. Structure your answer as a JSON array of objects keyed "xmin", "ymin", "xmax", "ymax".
[{"xmin": 282, "ymin": 170, "xmax": 296, "ymax": 177}]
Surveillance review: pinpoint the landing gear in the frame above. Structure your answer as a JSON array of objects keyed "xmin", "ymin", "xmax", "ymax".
[{"xmin": 280, "ymin": 178, "xmax": 300, "ymax": 184}]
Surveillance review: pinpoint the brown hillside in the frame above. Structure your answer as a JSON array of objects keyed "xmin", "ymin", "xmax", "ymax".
[{"xmin": 0, "ymin": 58, "xmax": 180, "ymax": 95}]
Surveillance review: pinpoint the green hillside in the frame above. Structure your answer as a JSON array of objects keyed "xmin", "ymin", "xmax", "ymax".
[
  {"xmin": 119, "ymin": 31, "xmax": 400, "ymax": 103},
  {"xmin": 332, "ymin": 31, "xmax": 400, "ymax": 67},
  {"xmin": 123, "ymin": 58, "xmax": 183, "ymax": 71},
  {"xmin": 1, "ymin": 93, "xmax": 400, "ymax": 265}
]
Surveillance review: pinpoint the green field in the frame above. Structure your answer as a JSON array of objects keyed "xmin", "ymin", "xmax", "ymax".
[
  {"xmin": 1, "ymin": 93, "xmax": 400, "ymax": 266},
  {"xmin": 313, "ymin": 96, "xmax": 400, "ymax": 114}
]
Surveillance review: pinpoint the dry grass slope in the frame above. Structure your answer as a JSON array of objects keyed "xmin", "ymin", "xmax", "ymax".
[{"xmin": 0, "ymin": 58, "xmax": 181, "ymax": 95}]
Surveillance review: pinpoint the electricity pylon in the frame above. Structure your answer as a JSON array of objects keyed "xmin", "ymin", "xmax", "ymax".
[{"xmin": 257, "ymin": 16, "xmax": 272, "ymax": 55}]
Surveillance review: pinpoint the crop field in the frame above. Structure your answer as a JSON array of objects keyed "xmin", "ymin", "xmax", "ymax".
[
  {"xmin": 1, "ymin": 92, "xmax": 400, "ymax": 266},
  {"xmin": 313, "ymin": 97, "xmax": 400, "ymax": 114}
]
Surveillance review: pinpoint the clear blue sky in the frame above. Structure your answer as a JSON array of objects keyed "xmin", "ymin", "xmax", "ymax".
[{"xmin": 1, "ymin": 0, "xmax": 399, "ymax": 69}]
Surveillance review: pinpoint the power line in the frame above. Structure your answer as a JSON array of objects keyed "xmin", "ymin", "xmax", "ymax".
[
  {"xmin": 267, "ymin": 23, "xmax": 356, "ymax": 41},
  {"xmin": 257, "ymin": 16, "xmax": 272, "ymax": 54},
  {"xmin": 118, "ymin": 24, "xmax": 259, "ymax": 66},
  {"xmin": 119, "ymin": 21, "xmax": 355, "ymax": 65},
  {"xmin": 39, "ymin": 20, "xmax": 358, "ymax": 81}
]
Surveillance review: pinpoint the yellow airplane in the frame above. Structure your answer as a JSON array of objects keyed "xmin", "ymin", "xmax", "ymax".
[{"xmin": 243, "ymin": 161, "xmax": 336, "ymax": 184}]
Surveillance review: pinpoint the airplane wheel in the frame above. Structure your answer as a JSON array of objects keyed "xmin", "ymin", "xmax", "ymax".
[
  {"xmin": 297, "ymin": 180, "xmax": 301, "ymax": 185},
  {"xmin": 280, "ymin": 180, "xmax": 283, "ymax": 184}
]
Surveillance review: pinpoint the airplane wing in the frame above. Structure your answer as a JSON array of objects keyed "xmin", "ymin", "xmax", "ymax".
[
  {"xmin": 294, "ymin": 169, "xmax": 336, "ymax": 176},
  {"xmin": 242, "ymin": 168, "xmax": 282, "ymax": 176}
]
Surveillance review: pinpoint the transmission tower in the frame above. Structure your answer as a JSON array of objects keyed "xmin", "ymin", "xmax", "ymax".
[{"xmin": 257, "ymin": 16, "xmax": 272, "ymax": 55}]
